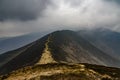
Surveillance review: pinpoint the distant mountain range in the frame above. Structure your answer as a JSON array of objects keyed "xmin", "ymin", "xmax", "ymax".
[
  {"xmin": 0, "ymin": 32, "xmax": 45, "ymax": 54},
  {"xmin": 0, "ymin": 29, "xmax": 120, "ymax": 80},
  {"xmin": 78, "ymin": 28, "xmax": 120, "ymax": 60}
]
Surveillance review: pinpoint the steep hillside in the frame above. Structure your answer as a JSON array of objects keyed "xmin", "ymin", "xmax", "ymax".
[
  {"xmin": 0, "ymin": 30, "xmax": 120, "ymax": 75},
  {"xmin": 48, "ymin": 30, "xmax": 120, "ymax": 66}
]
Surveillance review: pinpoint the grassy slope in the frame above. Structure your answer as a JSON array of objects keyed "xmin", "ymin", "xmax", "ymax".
[{"xmin": 0, "ymin": 63, "xmax": 120, "ymax": 80}]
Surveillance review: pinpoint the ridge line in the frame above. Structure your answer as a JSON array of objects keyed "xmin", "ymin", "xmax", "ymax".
[{"xmin": 36, "ymin": 34, "xmax": 56, "ymax": 64}]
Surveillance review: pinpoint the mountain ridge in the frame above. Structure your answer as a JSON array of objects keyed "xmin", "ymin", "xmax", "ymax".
[{"xmin": 0, "ymin": 30, "xmax": 120, "ymax": 76}]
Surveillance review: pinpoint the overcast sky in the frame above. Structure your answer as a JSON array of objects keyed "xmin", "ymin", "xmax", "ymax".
[{"xmin": 0, "ymin": 0, "xmax": 120, "ymax": 37}]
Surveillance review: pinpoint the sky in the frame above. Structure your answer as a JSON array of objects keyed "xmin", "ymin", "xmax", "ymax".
[{"xmin": 0, "ymin": 0, "xmax": 120, "ymax": 37}]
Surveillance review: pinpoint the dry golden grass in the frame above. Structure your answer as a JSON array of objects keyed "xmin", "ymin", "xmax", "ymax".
[{"xmin": 0, "ymin": 63, "xmax": 119, "ymax": 80}]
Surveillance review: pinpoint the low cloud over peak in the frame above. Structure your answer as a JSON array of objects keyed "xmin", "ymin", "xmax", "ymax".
[{"xmin": 0, "ymin": 0, "xmax": 120, "ymax": 37}]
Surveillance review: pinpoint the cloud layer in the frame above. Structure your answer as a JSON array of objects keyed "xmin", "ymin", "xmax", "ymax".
[
  {"xmin": 0, "ymin": 0, "xmax": 120, "ymax": 37},
  {"xmin": 0, "ymin": 0, "xmax": 50, "ymax": 21}
]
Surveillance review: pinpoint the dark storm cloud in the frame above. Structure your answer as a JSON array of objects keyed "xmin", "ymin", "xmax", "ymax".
[{"xmin": 0, "ymin": 0, "xmax": 50, "ymax": 21}]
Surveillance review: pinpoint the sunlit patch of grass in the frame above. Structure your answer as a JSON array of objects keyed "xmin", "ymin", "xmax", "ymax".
[{"xmin": 0, "ymin": 63, "xmax": 120, "ymax": 80}]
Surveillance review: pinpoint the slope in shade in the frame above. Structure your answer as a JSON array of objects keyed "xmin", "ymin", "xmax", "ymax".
[
  {"xmin": 48, "ymin": 30, "xmax": 120, "ymax": 66},
  {"xmin": 78, "ymin": 29, "xmax": 120, "ymax": 60}
]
